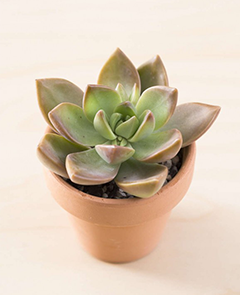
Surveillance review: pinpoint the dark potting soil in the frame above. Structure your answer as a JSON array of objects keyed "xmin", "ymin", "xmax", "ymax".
[{"xmin": 64, "ymin": 149, "xmax": 183, "ymax": 199}]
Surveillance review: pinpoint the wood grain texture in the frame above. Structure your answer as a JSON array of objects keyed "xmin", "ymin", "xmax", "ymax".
[{"xmin": 0, "ymin": 0, "xmax": 240, "ymax": 294}]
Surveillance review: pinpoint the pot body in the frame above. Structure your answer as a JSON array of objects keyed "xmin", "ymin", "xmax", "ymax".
[
  {"xmin": 44, "ymin": 143, "xmax": 196, "ymax": 263},
  {"xmin": 68, "ymin": 212, "xmax": 171, "ymax": 263}
]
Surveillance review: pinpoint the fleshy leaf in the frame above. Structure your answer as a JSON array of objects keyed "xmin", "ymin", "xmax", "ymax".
[
  {"xmin": 115, "ymin": 158, "xmax": 168, "ymax": 198},
  {"xmin": 110, "ymin": 113, "xmax": 123, "ymax": 131},
  {"xmin": 160, "ymin": 103, "xmax": 221, "ymax": 147},
  {"xmin": 115, "ymin": 83, "xmax": 129, "ymax": 102},
  {"xmin": 93, "ymin": 110, "xmax": 116, "ymax": 140},
  {"xmin": 138, "ymin": 55, "xmax": 169, "ymax": 93},
  {"xmin": 136, "ymin": 86, "xmax": 178, "ymax": 130},
  {"xmin": 49, "ymin": 103, "xmax": 106, "ymax": 146},
  {"xmin": 66, "ymin": 149, "xmax": 120, "ymax": 185},
  {"xmin": 83, "ymin": 84, "xmax": 121, "ymax": 122},
  {"xmin": 114, "ymin": 101, "xmax": 137, "ymax": 118},
  {"xmin": 129, "ymin": 83, "xmax": 140, "ymax": 106},
  {"xmin": 115, "ymin": 116, "xmax": 139, "ymax": 139},
  {"xmin": 132, "ymin": 129, "xmax": 182, "ymax": 163},
  {"xmin": 36, "ymin": 78, "xmax": 84, "ymax": 128},
  {"xmin": 95, "ymin": 144, "xmax": 135, "ymax": 164},
  {"xmin": 37, "ymin": 133, "xmax": 87, "ymax": 178},
  {"xmin": 120, "ymin": 139, "xmax": 128, "ymax": 146},
  {"xmin": 129, "ymin": 110, "xmax": 155, "ymax": 142},
  {"xmin": 97, "ymin": 48, "xmax": 141, "ymax": 96}
]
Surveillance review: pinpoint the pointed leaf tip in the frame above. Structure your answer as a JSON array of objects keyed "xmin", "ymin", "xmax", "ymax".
[
  {"xmin": 129, "ymin": 110, "xmax": 155, "ymax": 142},
  {"xmin": 129, "ymin": 83, "xmax": 140, "ymax": 106},
  {"xmin": 66, "ymin": 149, "xmax": 120, "ymax": 185},
  {"xmin": 98, "ymin": 48, "xmax": 140, "ymax": 96},
  {"xmin": 115, "ymin": 159, "xmax": 168, "ymax": 198},
  {"xmin": 136, "ymin": 86, "xmax": 178, "ymax": 130},
  {"xmin": 93, "ymin": 110, "xmax": 116, "ymax": 140},
  {"xmin": 49, "ymin": 102, "xmax": 106, "ymax": 146},
  {"xmin": 37, "ymin": 133, "xmax": 87, "ymax": 178},
  {"xmin": 161, "ymin": 103, "xmax": 221, "ymax": 147},
  {"xmin": 36, "ymin": 78, "xmax": 84, "ymax": 128},
  {"xmin": 96, "ymin": 144, "xmax": 135, "ymax": 164},
  {"xmin": 138, "ymin": 55, "xmax": 169, "ymax": 93},
  {"xmin": 132, "ymin": 129, "xmax": 182, "ymax": 163},
  {"xmin": 83, "ymin": 84, "xmax": 121, "ymax": 122},
  {"xmin": 116, "ymin": 83, "xmax": 129, "ymax": 102},
  {"xmin": 115, "ymin": 116, "xmax": 139, "ymax": 139}
]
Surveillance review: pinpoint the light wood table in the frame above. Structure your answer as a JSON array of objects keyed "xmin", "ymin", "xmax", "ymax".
[{"xmin": 1, "ymin": 0, "xmax": 240, "ymax": 294}]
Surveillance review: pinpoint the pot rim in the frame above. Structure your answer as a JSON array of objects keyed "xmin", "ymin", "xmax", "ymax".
[{"xmin": 48, "ymin": 142, "xmax": 196, "ymax": 207}]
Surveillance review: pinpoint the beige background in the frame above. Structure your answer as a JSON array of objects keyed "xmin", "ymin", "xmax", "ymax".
[{"xmin": 1, "ymin": 0, "xmax": 240, "ymax": 294}]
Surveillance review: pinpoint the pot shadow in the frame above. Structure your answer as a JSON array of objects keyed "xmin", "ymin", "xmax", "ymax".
[{"xmin": 118, "ymin": 194, "xmax": 240, "ymax": 293}]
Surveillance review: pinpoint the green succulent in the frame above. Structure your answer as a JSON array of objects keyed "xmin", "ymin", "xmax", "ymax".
[{"xmin": 36, "ymin": 48, "xmax": 220, "ymax": 198}]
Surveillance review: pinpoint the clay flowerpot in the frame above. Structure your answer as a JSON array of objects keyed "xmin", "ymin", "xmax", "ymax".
[{"xmin": 44, "ymin": 143, "xmax": 196, "ymax": 263}]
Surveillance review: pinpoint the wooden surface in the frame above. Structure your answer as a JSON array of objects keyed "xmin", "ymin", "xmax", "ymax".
[{"xmin": 1, "ymin": 0, "xmax": 240, "ymax": 294}]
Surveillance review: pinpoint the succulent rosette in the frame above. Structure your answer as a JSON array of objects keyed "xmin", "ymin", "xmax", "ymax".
[{"xmin": 37, "ymin": 49, "xmax": 220, "ymax": 198}]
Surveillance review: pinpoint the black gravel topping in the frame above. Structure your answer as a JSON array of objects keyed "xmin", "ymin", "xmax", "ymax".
[{"xmin": 64, "ymin": 149, "xmax": 183, "ymax": 199}]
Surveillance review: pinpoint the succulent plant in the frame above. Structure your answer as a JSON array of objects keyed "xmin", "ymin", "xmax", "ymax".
[{"xmin": 36, "ymin": 48, "xmax": 220, "ymax": 198}]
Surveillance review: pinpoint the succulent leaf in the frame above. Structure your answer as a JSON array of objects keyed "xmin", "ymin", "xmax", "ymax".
[
  {"xmin": 115, "ymin": 158, "xmax": 168, "ymax": 198},
  {"xmin": 114, "ymin": 101, "xmax": 137, "ymax": 118},
  {"xmin": 132, "ymin": 129, "xmax": 182, "ymax": 163},
  {"xmin": 95, "ymin": 144, "xmax": 135, "ymax": 164},
  {"xmin": 110, "ymin": 113, "xmax": 123, "ymax": 131},
  {"xmin": 93, "ymin": 110, "xmax": 116, "ymax": 140},
  {"xmin": 111, "ymin": 139, "xmax": 118, "ymax": 145},
  {"xmin": 115, "ymin": 83, "xmax": 129, "ymax": 102},
  {"xmin": 136, "ymin": 86, "xmax": 178, "ymax": 130},
  {"xmin": 66, "ymin": 149, "xmax": 120, "ymax": 185},
  {"xmin": 138, "ymin": 55, "xmax": 169, "ymax": 93},
  {"xmin": 115, "ymin": 116, "xmax": 139, "ymax": 139},
  {"xmin": 36, "ymin": 78, "xmax": 84, "ymax": 129},
  {"xmin": 49, "ymin": 103, "xmax": 106, "ymax": 146},
  {"xmin": 97, "ymin": 48, "xmax": 141, "ymax": 96},
  {"xmin": 129, "ymin": 83, "xmax": 140, "ymax": 106},
  {"xmin": 83, "ymin": 85, "xmax": 121, "ymax": 122},
  {"xmin": 37, "ymin": 133, "xmax": 87, "ymax": 178},
  {"xmin": 129, "ymin": 110, "xmax": 155, "ymax": 142},
  {"xmin": 36, "ymin": 49, "xmax": 220, "ymax": 199},
  {"xmin": 120, "ymin": 139, "xmax": 128, "ymax": 146},
  {"xmin": 160, "ymin": 103, "xmax": 221, "ymax": 147}
]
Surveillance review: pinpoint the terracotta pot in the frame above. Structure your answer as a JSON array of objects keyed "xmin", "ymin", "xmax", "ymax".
[{"xmin": 44, "ymin": 143, "xmax": 196, "ymax": 263}]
